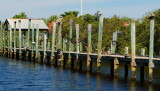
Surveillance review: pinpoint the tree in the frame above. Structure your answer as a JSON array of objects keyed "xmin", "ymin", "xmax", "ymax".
[
  {"xmin": 13, "ymin": 12, "xmax": 27, "ymax": 19},
  {"xmin": 61, "ymin": 11, "xmax": 79, "ymax": 17},
  {"xmin": 46, "ymin": 15, "xmax": 58, "ymax": 26}
]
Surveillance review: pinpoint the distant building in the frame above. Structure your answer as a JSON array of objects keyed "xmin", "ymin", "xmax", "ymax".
[
  {"xmin": 123, "ymin": 22, "xmax": 130, "ymax": 27},
  {"xmin": 4, "ymin": 18, "xmax": 49, "ymax": 47},
  {"xmin": 4, "ymin": 18, "xmax": 49, "ymax": 31}
]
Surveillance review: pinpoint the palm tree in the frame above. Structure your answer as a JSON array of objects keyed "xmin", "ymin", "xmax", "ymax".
[
  {"xmin": 13, "ymin": 12, "xmax": 27, "ymax": 19},
  {"xmin": 60, "ymin": 11, "xmax": 79, "ymax": 17}
]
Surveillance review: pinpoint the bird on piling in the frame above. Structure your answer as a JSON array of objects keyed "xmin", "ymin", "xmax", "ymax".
[{"xmin": 148, "ymin": 13, "xmax": 155, "ymax": 20}]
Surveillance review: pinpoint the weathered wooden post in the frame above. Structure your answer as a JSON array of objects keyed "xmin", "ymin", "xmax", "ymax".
[
  {"xmin": 1, "ymin": 23, "xmax": 4, "ymax": 56},
  {"xmin": 26, "ymin": 18, "xmax": 31, "ymax": 60},
  {"xmin": 18, "ymin": 20, "xmax": 22, "ymax": 59},
  {"xmin": 80, "ymin": 42, "xmax": 83, "ymax": 52},
  {"xmin": 87, "ymin": 24, "xmax": 92, "ymax": 71},
  {"xmin": 51, "ymin": 23, "xmax": 56, "ymax": 64},
  {"xmin": 35, "ymin": 24, "xmax": 40, "ymax": 62},
  {"xmin": 14, "ymin": 21, "xmax": 16, "ymax": 58},
  {"xmin": 149, "ymin": 19, "xmax": 155, "ymax": 82},
  {"xmin": 47, "ymin": 42, "xmax": 50, "ymax": 50},
  {"xmin": 111, "ymin": 31, "xmax": 117, "ymax": 54},
  {"xmin": 31, "ymin": 24, "xmax": 35, "ymax": 61},
  {"xmin": 0, "ymin": 21, "xmax": 3, "ymax": 55},
  {"xmin": 114, "ymin": 57, "xmax": 119, "ymax": 76},
  {"xmin": 58, "ymin": 19, "xmax": 62, "ymax": 49},
  {"xmin": 63, "ymin": 38, "xmax": 66, "ymax": 51},
  {"xmin": 75, "ymin": 24, "xmax": 79, "ymax": 69},
  {"xmin": 125, "ymin": 47, "xmax": 129, "ymax": 55},
  {"xmin": 67, "ymin": 19, "xmax": 73, "ymax": 68},
  {"xmin": 22, "ymin": 32, "xmax": 25, "ymax": 48},
  {"xmin": 27, "ymin": 18, "xmax": 31, "ymax": 47},
  {"xmin": 43, "ymin": 33, "xmax": 47, "ymax": 64},
  {"xmin": 9, "ymin": 25, "xmax": 12, "ymax": 58},
  {"xmin": 97, "ymin": 14, "xmax": 103, "ymax": 72},
  {"xmin": 57, "ymin": 18, "xmax": 63, "ymax": 66},
  {"xmin": 141, "ymin": 48, "xmax": 145, "ymax": 56},
  {"xmin": 131, "ymin": 21, "xmax": 136, "ymax": 80},
  {"xmin": 3, "ymin": 26, "xmax": 6, "ymax": 56},
  {"xmin": 7, "ymin": 25, "xmax": 10, "ymax": 57},
  {"xmin": 41, "ymin": 41, "xmax": 44, "ymax": 49}
]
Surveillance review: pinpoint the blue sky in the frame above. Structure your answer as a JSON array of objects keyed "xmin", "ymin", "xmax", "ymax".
[{"xmin": 0, "ymin": 0, "xmax": 159, "ymax": 21}]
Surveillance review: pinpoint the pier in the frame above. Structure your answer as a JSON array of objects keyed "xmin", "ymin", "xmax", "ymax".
[{"xmin": 0, "ymin": 15, "xmax": 159, "ymax": 83}]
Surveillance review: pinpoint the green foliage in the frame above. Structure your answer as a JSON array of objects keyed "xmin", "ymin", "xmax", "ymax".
[
  {"xmin": 61, "ymin": 11, "xmax": 79, "ymax": 17},
  {"xmin": 13, "ymin": 12, "xmax": 27, "ymax": 19},
  {"xmin": 46, "ymin": 15, "xmax": 58, "ymax": 26},
  {"xmin": 12, "ymin": 9, "xmax": 160, "ymax": 56}
]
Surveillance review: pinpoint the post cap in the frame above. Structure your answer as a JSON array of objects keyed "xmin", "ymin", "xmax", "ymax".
[
  {"xmin": 88, "ymin": 24, "xmax": 92, "ymax": 32},
  {"xmin": 148, "ymin": 13, "xmax": 155, "ymax": 20},
  {"xmin": 69, "ymin": 19, "xmax": 73, "ymax": 26},
  {"xmin": 58, "ymin": 21, "xmax": 62, "ymax": 25},
  {"xmin": 99, "ymin": 13, "xmax": 103, "ymax": 16},
  {"xmin": 18, "ymin": 20, "xmax": 21, "ymax": 23},
  {"xmin": 29, "ymin": 17, "xmax": 31, "ymax": 21},
  {"xmin": 76, "ymin": 24, "xmax": 79, "ymax": 31}
]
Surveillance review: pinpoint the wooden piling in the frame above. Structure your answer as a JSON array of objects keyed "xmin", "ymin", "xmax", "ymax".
[
  {"xmin": 9, "ymin": 25, "xmax": 12, "ymax": 58},
  {"xmin": 80, "ymin": 42, "xmax": 83, "ymax": 52},
  {"xmin": 7, "ymin": 25, "xmax": 10, "ymax": 57},
  {"xmin": 111, "ymin": 31, "xmax": 117, "ymax": 54},
  {"xmin": 58, "ymin": 19, "xmax": 63, "ymax": 66},
  {"xmin": 63, "ymin": 38, "xmax": 66, "ymax": 51},
  {"xmin": 31, "ymin": 23, "xmax": 35, "ymax": 61},
  {"xmin": 75, "ymin": 24, "xmax": 79, "ymax": 69},
  {"xmin": 141, "ymin": 48, "xmax": 145, "ymax": 56},
  {"xmin": 131, "ymin": 21, "xmax": 136, "ymax": 80},
  {"xmin": 26, "ymin": 18, "xmax": 31, "ymax": 60},
  {"xmin": 27, "ymin": 18, "xmax": 31, "ymax": 47},
  {"xmin": 114, "ymin": 57, "xmax": 119, "ymax": 76},
  {"xmin": 35, "ymin": 24, "xmax": 40, "ymax": 62},
  {"xmin": 18, "ymin": 20, "xmax": 22, "ymax": 59},
  {"xmin": 67, "ymin": 19, "xmax": 73, "ymax": 68},
  {"xmin": 97, "ymin": 14, "xmax": 103, "ymax": 72},
  {"xmin": 0, "ymin": 21, "xmax": 3, "ymax": 55},
  {"xmin": 149, "ymin": 20, "xmax": 155, "ymax": 82},
  {"xmin": 14, "ymin": 21, "xmax": 16, "ymax": 58},
  {"xmin": 87, "ymin": 24, "xmax": 92, "ymax": 71},
  {"xmin": 3, "ymin": 25, "xmax": 6, "ymax": 56},
  {"xmin": 47, "ymin": 42, "xmax": 50, "ymax": 50},
  {"xmin": 51, "ymin": 23, "xmax": 56, "ymax": 65},
  {"xmin": 58, "ymin": 20, "xmax": 62, "ymax": 49},
  {"xmin": 1, "ymin": 23, "xmax": 4, "ymax": 56},
  {"xmin": 22, "ymin": 32, "xmax": 25, "ymax": 48},
  {"xmin": 43, "ymin": 33, "xmax": 47, "ymax": 64}
]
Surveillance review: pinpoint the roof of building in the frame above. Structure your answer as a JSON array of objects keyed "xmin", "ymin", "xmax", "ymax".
[{"xmin": 5, "ymin": 18, "xmax": 49, "ymax": 30}]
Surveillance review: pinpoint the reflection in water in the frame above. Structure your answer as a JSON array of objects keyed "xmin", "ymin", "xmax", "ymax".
[
  {"xmin": 113, "ymin": 77, "xmax": 118, "ymax": 90},
  {"xmin": 96, "ymin": 74, "xmax": 102, "ymax": 90},
  {"xmin": 86, "ymin": 72, "xmax": 90, "ymax": 89},
  {"xmin": 0, "ymin": 57, "xmax": 159, "ymax": 91}
]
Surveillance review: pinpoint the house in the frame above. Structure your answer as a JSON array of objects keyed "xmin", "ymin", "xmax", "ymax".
[
  {"xmin": 4, "ymin": 18, "xmax": 49, "ymax": 38},
  {"xmin": 4, "ymin": 18, "xmax": 49, "ymax": 31},
  {"xmin": 4, "ymin": 18, "xmax": 49, "ymax": 47}
]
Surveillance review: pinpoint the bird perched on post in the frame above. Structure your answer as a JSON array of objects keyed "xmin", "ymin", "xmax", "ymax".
[{"xmin": 148, "ymin": 13, "xmax": 155, "ymax": 20}]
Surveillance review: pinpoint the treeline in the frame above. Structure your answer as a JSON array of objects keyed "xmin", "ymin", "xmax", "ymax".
[{"xmin": 12, "ymin": 9, "xmax": 160, "ymax": 56}]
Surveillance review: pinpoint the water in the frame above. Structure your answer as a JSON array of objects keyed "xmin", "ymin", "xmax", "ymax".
[{"xmin": 0, "ymin": 57, "xmax": 159, "ymax": 91}]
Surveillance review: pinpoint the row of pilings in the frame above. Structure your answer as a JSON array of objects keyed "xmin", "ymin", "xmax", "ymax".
[{"xmin": 0, "ymin": 15, "xmax": 156, "ymax": 83}]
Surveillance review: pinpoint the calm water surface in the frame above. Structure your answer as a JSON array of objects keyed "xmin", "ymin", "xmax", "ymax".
[{"xmin": 0, "ymin": 57, "xmax": 159, "ymax": 91}]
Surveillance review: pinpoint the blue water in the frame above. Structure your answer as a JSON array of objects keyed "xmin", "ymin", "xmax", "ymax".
[{"xmin": 0, "ymin": 57, "xmax": 158, "ymax": 91}]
